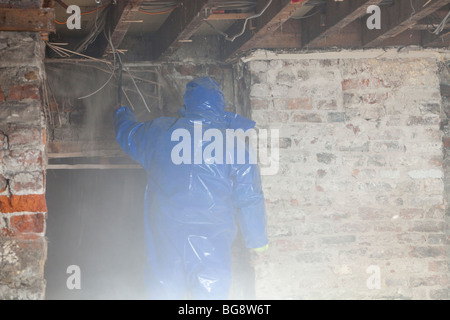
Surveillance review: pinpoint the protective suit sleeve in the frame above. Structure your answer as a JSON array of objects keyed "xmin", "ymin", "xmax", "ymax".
[
  {"xmin": 113, "ymin": 106, "xmax": 153, "ymax": 167},
  {"xmin": 232, "ymin": 162, "xmax": 268, "ymax": 249}
]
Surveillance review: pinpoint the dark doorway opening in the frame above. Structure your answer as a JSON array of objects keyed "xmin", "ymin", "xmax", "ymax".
[
  {"xmin": 44, "ymin": 169, "xmax": 147, "ymax": 299},
  {"xmin": 44, "ymin": 168, "xmax": 255, "ymax": 300}
]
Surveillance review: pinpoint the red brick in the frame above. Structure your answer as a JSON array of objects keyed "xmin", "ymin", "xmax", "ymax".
[
  {"xmin": 24, "ymin": 70, "xmax": 38, "ymax": 81},
  {"xmin": 429, "ymin": 261, "xmax": 449, "ymax": 273},
  {"xmin": 443, "ymin": 136, "xmax": 450, "ymax": 148},
  {"xmin": 361, "ymin": 92, "xmax": 389, "ymax": 104},
  {"xmin": 7, "ymin": 127, "xmax": 42, "ymax": 148},
  {"xmin": 0, "ymin": 194, "xmax": 47, "ymax": 213},
  {"xmin": 292, "ymin": 113, "xmax": 322, "ymax": 123},
  {"xmin": 274, "ymin": 98, "xmax": 312, "ymax": 110},
  {"xmin": 10, "ymin": 172, "xmax": 44, "ymax": 195},
  {"xmin": 410, "ymin": 275, "xmax": 448, "ymax": 287},
  {"xmin": 8, "ymin": 84, "xmax": 40, "ymax": 101},
  {"xmin": 251, "ymin": 99, "xmax": 269, "ymax": 110},
  {"xmin": 287, "ymin": 98, "xmax": 312, "ymax": 110},
  {"xmin": 0, "ymin": 87, "xmax": 5, "ymax": 102},
  {"xmin": 5, "ymin": 149, "xmax": 43, "ymax": 171},
  {"xmin": 341, "ymin": 78, "xmax": 382, "ymax": 91},
  {"xmin": 9, "ymin": 213, "xmax": 45, "ymax": 234},
  {"xmin": 0, "ymin": 175, "xmax": 7, "ymax": 194}
]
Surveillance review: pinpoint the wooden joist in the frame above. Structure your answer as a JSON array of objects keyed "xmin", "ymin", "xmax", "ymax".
[
  {"xmin": 220, "ymin": 0, "xmax": 306, "ymax": 61},
  {"xmin": 0, "ymin": 7, "xmax": 55, "ymax": 32},
  {"xmin": 150, "ymin": 0, "xmax": 217, "ymax": 60},
  {"xmin": 301, "ymin": 0, "xmax": 383, "ymax": 48},
  {"xmin": 362, "ymin": 0, "xmax": 450, "ymax": 47}
]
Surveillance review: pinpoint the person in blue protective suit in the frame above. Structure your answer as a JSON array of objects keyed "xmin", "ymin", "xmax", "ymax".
[{"xmin": 113, "ymin": 77, "xmax": 268, "ymax": 300}]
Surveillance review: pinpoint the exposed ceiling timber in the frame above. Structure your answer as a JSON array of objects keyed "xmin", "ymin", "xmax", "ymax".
[
  {"xmin": 220, "ymin": 0, "xmax": 306, "ymax": 62},
  {"xmin": 302, "ymin": 0, "xmax": 383, "ymax": 48},
  {"xmin": 150, "ymin": 0, "xmax": 218, "ymax": 61},
  {"xmin": 44, "ymin": 0, "xmax": 450, "ymax": 62},
  {"xmin": 422, "ymin": 28, "xmax": 450, "ymax": 46},
  {"xmin": 83, "ymin": 0, "xmax": 144, "ymax": 58},
  {"xmin": 362, "ymin": 0, "xmax": 450, "ymax": 47},
  {"xmin": 104, "ymin": 0, "xmax": 145, "ymax": 57},
  {"xmin": 0, "ymin": 7, "xmax": 55, "ymax": 33}
]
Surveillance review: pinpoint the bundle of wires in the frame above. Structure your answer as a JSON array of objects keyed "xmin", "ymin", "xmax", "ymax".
[
  {"xmin": 139, "ymin": 1, "xmax": 180, "ymax": 15},
  {"xmin": 74, "ymin": 2, "xmax": 111, "ymax": 53},
  {"xmin": 212, "ymin": 0, "xmax": 258, "ymax": 13}
]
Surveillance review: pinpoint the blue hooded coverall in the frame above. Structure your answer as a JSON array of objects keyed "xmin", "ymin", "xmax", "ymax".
[{"xmin": 114, "ymin": 77, "xmax": 268, "ymax": 299}]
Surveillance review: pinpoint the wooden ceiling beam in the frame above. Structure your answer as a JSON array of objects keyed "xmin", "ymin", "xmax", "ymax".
[
  {"xmin": 301, "ymin": 0, "xmax": 383, "ymax": 48},
  {"xmin": 220, "ymin": 0, "xmax": 306, "ymax": 62},
  {"xmin": 0, "ymin": 7, "xmax": 55, "ymax": 32},
  {"xmin": 362, "ymin": 0, "xmax": 450, "ymax": 47},
  {"xmin": 84, "ymin": 0, "xmax": 143, "ymax": 58},
  {"xmin": 103, "ymin": 0, "xmax": 144, "ymax": 57},
  {"xmin": 150, "ymin": 0, "xmax": 217, "ymax": 61},
  {"xmin": 422, "ymin": 29, "xmax": 450, "ymax": 46}
]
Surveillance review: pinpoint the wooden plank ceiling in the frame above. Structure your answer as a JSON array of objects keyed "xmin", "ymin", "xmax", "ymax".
[{"xmin": 4, "ymin": 0, "xmax": 449, "ymax": 62}]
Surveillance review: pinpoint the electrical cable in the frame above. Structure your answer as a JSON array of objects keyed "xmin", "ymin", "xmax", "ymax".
[
  {"xmin": 104, "ymin": 30, "xmax": 151, "ymax": 113},
  {"xmin": 74, "ymin": 2, "xmax": 109, "ymax": 53},
  {"xmin": 139, "ymin": 1, "xmax": 180, "ymax": 14},
  {"xmin": 54, "ymin": 2, "xmax": 111, "ymax": 25},
  {"xmin": 432, "ymin": 9, "xmax": 450, "ymax": 35},
  {"xmin": 290, "ymin": 8, "xmax": 321, "ymax": 20},
  {"xmin": 205, "ymin": 0, "xmax": 272, "ymax": 42}
]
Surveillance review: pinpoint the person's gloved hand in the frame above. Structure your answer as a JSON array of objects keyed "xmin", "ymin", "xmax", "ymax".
[{"xmin": 253, "ymin": 243, "xmax": 269, "ymax": 253}]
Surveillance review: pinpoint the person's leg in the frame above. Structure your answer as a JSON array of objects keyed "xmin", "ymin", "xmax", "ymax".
[
  {"xmin": 184, "ymin": 232, "xmax": 234, "ymax": 300},
  {"xmin": 144, "ymin": 220, "xmax": 188, "ymax": 299}
]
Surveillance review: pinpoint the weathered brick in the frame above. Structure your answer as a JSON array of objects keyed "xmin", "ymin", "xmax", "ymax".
[
  {"xmin": 410, "ymin": 275, "xmax": 448, "ymax": 288},
  {"xmin": 429, "ymin": 288, "xmax": 449, "ymax": 300},
  {"xmin": 9, "ymin": 213, "xmax": 45, "ymax": 235},
  {"xmin": 4, "ymin": 149, "xmax": 43, "ymax": 172},
  {"xmin": 250, "ymin": 99, "xmax": 269, "ymax": 110},
  {"xmin": 7, "ymin": 126, "xmax": 42, "ymax": 149},
  {"xmin": 327, "ymin": 112, "xmax": 346, "ymax": 123},
  {"xmin": 409, "ymin": 246, "xmax": 446, "ymax": 259},
  {"xmin": 341, "ymin": 78, "xmax": 382, "ymax": 91},
  {"xmin": 361, "ymin": 92, "xmax": 389, "ymax": 105},
  {"xmin": 0, "ymin": 175, "xmax": 7, "ymax": 194},
  {"xmin": 316, "ymin": 99, "xmax": 338, "ymax": 110},
  {"xmin": 292, "ymin": 113, "xmax": 322, "ymax": 123},
  {"xmin": 0, "ymin": 87, "xmax": 5, "ymax": 102},
  {"xmin": 0, "ymin": 194, "xmax": 47, "ymax": 213},
  {"xmin": 316, "ymin": 153, "xmax": 336, "ymax": 164},
  {"xmin": 274, "ymin": 98, "xmax": 312, "ymax": 110},
  {"xmin": 9, "ymin": 172, "xmax": 44, "ymax": 195},
  {"xmin": 428, "ymin": 260, "xmax": 448, "ymax": 273},
  {"xmin": 8, "ymin": 84, "xmax": 40, "ymax": 101}
]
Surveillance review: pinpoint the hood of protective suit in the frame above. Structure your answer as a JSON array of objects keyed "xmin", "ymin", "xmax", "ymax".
[
  {"xmin": 183, "ymin": 77, "xmax": 226, "ymax": 120},
  {"xmin": 181, "ymin": 77, "xmax": 256, "ymax": 130}
]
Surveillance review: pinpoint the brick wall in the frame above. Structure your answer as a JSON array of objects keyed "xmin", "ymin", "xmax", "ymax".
[
  {"xmin": 245, "ymin": 51, "xmax": 449, "ymax": 299},
  {"xmin": 0, "ymin": 31, "xmax": 47, "ymax": 299}
]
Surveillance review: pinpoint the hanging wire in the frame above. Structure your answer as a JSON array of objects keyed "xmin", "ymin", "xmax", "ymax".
[
  {"xmin": 74, "ymin": 1, "xmax": 110, "ymax": 53},
  {"xmin": 104, "ymin": 31, "xmax": 151, "ymax": 113},
  {"xmin": 54, "ymin": 1, "xmax": 111, "ymax": 25},
  {"xmin": 139, "ymin": 1, "xmax": 180, "ymax": 14},
  {"xmin": 205, "ymin": 0, "xmax": 272, "ymax": 42},
  {"xmin": 432, "ymin": 9, "xmax": 450, "ymax": 35}
]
